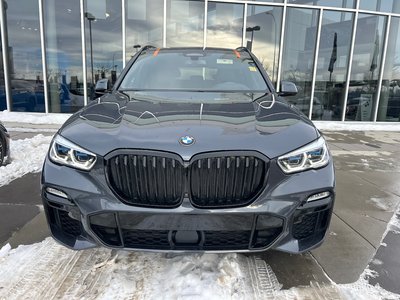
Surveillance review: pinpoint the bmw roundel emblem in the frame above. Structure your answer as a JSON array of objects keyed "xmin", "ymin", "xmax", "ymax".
[{"xmin": 179, "ymin": 135, "xmax": 195, "ymax": 146}]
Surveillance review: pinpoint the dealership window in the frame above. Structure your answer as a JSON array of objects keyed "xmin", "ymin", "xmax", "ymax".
[
  {"xmin": 288, "ymin": 0, "xmax": 355, "ymax": 9},
  {"xmin": 246, "ymin": 5, "xmax": 282, "ymax": 86},
  {"xmin": 44, "ymin": 0, "xmax": 85, "ymax": 113},
  {"xmin": 166, "ymin": 0, "xmax": 204, "ymax": 47},
  {"xmin": 314, "ymin": 11, "xmax": 354, "ymax": 121},
  {"xmin": 248, "ymin": 0, "xmax": 283, "ymax": 3},
  {"xmin": 359, "ymin": 0, "xmax": 400, "ymax": 14},
  {"xmin": 85, "ymin": 0, "xmax": 122, "ymax": 100},
  {"xmin": 377, "ymin": 17, "xmax": 400, "ymax": 122},
  {"xmin": 206, "ymin": 2, "xmax": 244, "ymax": 49},
  {"xmin": 346, "ymin": 14, "xmax": 386, "ymax": 121},
  {"xmin": 281, "ymin": 8, "xmax": 319, "ymax": 118},
  {"xmin": 125, "ymin": 0, "xmax": 163, "ymax": 62},
  {"xmin": 5, "ymin": 0, "xmax": 44, "ymax": 112}
]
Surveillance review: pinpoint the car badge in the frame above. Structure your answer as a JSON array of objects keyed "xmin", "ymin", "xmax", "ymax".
[{"xmin": 179, "ymin": 136, "xmax": 195, "ymax": 146}]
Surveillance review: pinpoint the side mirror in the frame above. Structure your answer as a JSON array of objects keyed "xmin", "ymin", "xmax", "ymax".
[
  {"xmin": 95, "ymin": 89, "xmax": 111, "ymax": 98},
  {"xmin": 278, "ymin": 81, "xmax": 298, "ymax": 96}
]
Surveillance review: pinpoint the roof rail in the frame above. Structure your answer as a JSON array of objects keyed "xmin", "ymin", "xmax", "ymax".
[
  {"xmin": 141, "ymin": 45, "xmax": 157, "ymax": 51},
  {"xmin": 235, "ymin": 46, "xmax": 249, "ymax": 52}
]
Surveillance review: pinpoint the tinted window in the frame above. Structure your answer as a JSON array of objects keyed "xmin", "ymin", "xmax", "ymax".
[{"xmin": 119, "ymin": 50, "xmax": 269, "ymax": 92}]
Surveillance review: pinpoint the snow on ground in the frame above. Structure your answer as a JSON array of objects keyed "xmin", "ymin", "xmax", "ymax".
[
  {"xmin": 313, "ymin": 121, "xmax": 400, "ymax": 132},
  {"xmin": 0, "ymin": 111, "xmax": 71, "ymax": 125},
  {"xmin": 0, "ymin": 237, "xmax": 399, "ymax": 300},
  {"xmin": 0, "ymin": 134, "xmax": 52, "ymax": 187},
  {"xmin": 5, "ymin": 127, "xmax": 58, "ymax": 133},
  {"xmin": 0, "ymin": 239, "xmax": 281, "ymax": 300},
  {"xmin": 368, "ymin": 197, "xmax": 399, "ymax": 212}
]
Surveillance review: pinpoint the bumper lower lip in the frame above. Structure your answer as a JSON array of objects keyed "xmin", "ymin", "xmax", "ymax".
[
  {"xmin": 87, "ymin": 211, "xmax": 285, "ymax": 251},
  {"xmin": 42, "ymin": 189, "xmax": 334, "ymax": 253}
]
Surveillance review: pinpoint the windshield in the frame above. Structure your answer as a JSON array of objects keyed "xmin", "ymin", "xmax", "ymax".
[{"xmin": 119, "ymin": 49, "xmax": 269, "ymax": 92}]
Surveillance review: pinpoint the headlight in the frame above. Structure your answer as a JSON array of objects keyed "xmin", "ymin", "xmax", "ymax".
[
  {"xmin": 49, "ymin": 135, "xmax": 97, "ymax": 171},
  {"xmin": 277, "ymin": 137, "xmax": 329, "ymax": 174}
]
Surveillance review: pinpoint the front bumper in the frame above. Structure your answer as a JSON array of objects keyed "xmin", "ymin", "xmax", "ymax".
[{"xmin": 41, "ymin": 156, "xmax": 335, "ymax": 253}]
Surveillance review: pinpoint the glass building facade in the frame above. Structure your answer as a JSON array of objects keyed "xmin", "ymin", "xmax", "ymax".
[{"xmin": 0, "ymin": 0, "xmax": 400, "ymax": 122}]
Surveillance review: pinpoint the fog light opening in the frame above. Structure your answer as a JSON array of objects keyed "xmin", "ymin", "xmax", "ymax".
[
  {"xmin": 46, "ymin": 187, "xmax": 68, "ymax": 199},
  {"xmin": 307, "ymin": 191, "xmax": 330, "ymax": 202}
]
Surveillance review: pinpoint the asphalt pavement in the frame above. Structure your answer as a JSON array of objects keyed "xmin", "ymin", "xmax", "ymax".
[{"xmin": 1, "ymin": 129, "xmax": 399, "ymax": 293}]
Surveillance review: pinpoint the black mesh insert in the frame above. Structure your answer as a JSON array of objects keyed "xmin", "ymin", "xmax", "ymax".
[
  {"xmin": 203, "ymin": 231, "xmax": 251, "ymax": 249},
  {"xmin": 91, "ymin": 224, "xmax": 122, "ymax": 246},
  {"xmin": 58, "ymin": 210, "xmax": 82, "ymax": 237},
  {"xmin": 293, "ymin": 207, "xmax": 331, "ymax": 240},
  {"xmin": 123, "ymin": 229, "xmax": 170, "ymax": 249},
  {"xmin": 293, "ymin": 213, "xmax": 318, "ymax": 239}
]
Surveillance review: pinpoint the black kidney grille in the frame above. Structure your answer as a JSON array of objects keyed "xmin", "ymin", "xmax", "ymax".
[
  {"xmin": 190, "ymin": 156, "xmax": 266, "ymax": 207},
  {"xmin": 107, "ymin": 154, "xmax": 184, "ymax": 207},
  {"xmin": 106, "ymin": 152, "xmax": 267, "ymax": 208}
]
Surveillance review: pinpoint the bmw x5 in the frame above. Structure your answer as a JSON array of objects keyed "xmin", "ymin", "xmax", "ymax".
[{"xmin": 41, "ymin": 47, "xmax": 335, "ymax": 253}]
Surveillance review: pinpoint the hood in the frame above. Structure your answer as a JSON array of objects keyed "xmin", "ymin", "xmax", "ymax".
[{"xmin": 59, "ymin": 91, "xmax": 319, "ymax": 159}]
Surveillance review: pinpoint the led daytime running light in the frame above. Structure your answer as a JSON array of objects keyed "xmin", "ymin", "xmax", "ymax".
[
  {"xmin": 49, "ymin": 135, "xmax": 97, "ymax": 171},
  {"xmin": 307, "ymin": 191, "xmax": 330, "ymax": 202},
  {"xmin": 277, "ymin": 137, "xmax": 329, "ymax": 174}
]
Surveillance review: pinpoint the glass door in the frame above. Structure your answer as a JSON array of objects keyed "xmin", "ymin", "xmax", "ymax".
[{"xmin": 85, "ymin": 0, "xmax": 122, "ymax": 100}]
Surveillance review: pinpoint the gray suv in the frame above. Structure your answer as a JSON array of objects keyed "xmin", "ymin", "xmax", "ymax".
[{"xmin": 41, "ymin": 47, "xmax": 335, "ymax": 253}]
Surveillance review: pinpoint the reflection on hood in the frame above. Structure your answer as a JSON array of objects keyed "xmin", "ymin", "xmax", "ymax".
[{"xmin": 78, "ymin": 92, "xmax": 303, "ymax": 135}]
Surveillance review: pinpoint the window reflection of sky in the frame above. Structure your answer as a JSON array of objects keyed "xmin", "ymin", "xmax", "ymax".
[{"xmin": 7, "ymin": 0, "xmax": 42, "ymax": 80}]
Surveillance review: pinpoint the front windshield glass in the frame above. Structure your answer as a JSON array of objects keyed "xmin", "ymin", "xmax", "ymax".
[{"xmin": 119, "ymin": 49, "xmax": 269, "ymax": 92}]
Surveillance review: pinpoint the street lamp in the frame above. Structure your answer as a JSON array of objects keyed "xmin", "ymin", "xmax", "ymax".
[
  {"xmin": 85, "ymin": 12, "xmax": 96, "ymax": 100},
  {"xmin": 265, "ymin": 11, "xmax": 277, "ymax": 83},
  {"xmin": 246, "ymin": 25, "xmax": 260, "ymax": 51}
]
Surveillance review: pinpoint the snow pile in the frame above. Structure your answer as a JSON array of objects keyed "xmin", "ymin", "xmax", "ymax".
[
  {"xmin": 0, "ymin": 238, "xmax": 281, "ymax": 300},
  {"xmin": 0, "ymin": 134, "xmax": 52, "ymax": 187},
  {"xmin": 0, "ymin": 244, "xmax": 11, "ymax": 258},
  {"xmin": 390, "ymin": 214, "xmax": 400, "ymax": 235},
  {"xmin": 337, "ymin": 268, "xmax": 399, "ymax": 300},
  {"xmin": 0, "ymin": 236, "xmax": 399, "ymax": 299},
  {"xmin": 0, "ymin": 111, "xmax": 71, "ymax": 125}
]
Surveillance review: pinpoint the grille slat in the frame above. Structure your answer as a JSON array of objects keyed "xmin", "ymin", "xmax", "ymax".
[{"xmin": 107, "ymin": 152, "xmax": 267, "ymax": 208}]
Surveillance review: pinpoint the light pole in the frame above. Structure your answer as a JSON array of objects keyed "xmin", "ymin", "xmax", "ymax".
[
  {"xmin": 246, "ymin": 26, "xmax": 260, "ymax": 51},
  {"xmin": 85, "ymin": 12, "xmax": 96, "ymax": 100},
  {"xmin": 265, "ymin": 11, "xmax": 277, "ymax": 83}
]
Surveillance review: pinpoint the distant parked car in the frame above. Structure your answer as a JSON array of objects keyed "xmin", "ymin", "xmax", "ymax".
[{"xmin": 0, "ymin": 121, "xmax": 10, "ymax": 165}]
